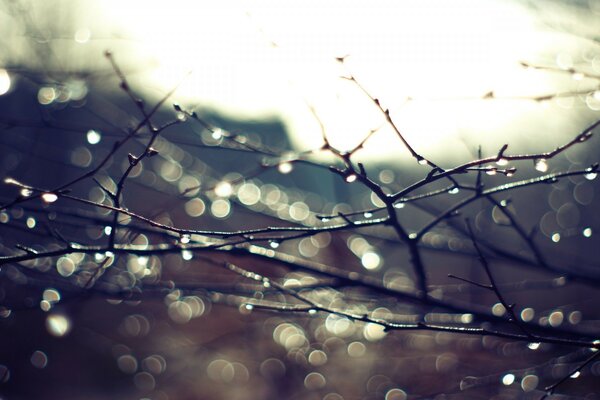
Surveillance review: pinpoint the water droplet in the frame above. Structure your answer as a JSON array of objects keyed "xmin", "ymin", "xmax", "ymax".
[
  {"xmin": 585, "ymin": 170, "xmax": 597, "ymax": 181},
  {"xmin": 20, "ymin": 188, "xmax": 33, "ymax": 197},
  {"xmin": 570, "ymin": 371, "xmax": 581, "ymax": 379},
  {"xmin": 104, "ymin": 226, "xmax": 112, "ymax": 235},
  {"xmin": 345, "ymin": 174, "xmax": 357, "ymax": 183},
  {"xmin": 41, "ymin": 193, "xmax": 58, "ymax": 203},
  {"xmin": 408, "ymin": 233, "xmax": 417, "ymax": 240},
  {"xmin": 583, "ymin": 227, "xmax": 592, "ymax": 238},
  {"xmin": 502, "ymin": 373, "xmax": 515, "ymax": 386},
  {"xmin": 496, "ymin": 158, "xmax": 508, "ymax": 166},
  {"xmin": 212, "ymin": 129, "xmax": 223, "ymax": 140},
  {"xmin": 417, "ymin": 158, "xmax": 428, "ymax": 165},
  {"xmin": 214, "ymin": 181, "xmax": 233, "ymax": 197},
  {"xmin": 308, "ymin": 309, "xmax": 317, "ymax": 315},
  {"xmin": 263, "ymin": 280, "xmax": 271, "ymax": 288},
  {"xmin": 363, "ymin": 212, "xmax": 373, "ymax": 218},
  {"xmin": 269, "ymin": 241, "xmax": 280, "ymax": 249},
  {"xmin": 320, "ymin": 217, "xmax": 330, "ymax": 222},
  {"xmin": 278, "ymin": 162, "xmax": 293, "ymax": 174},
  {"xmin": 0, "ymin": 69, "xmax": 11, "ymax": 96},
  {"xmin": 448, "ymin": 187, "xmax": 459, "ymax": 194},
  {"xmin": 179, "ymin": 234, "xmax": 191, "ymax": 244},
  {"xmin": 394, "ymin": 202, "xmax": 405, "ymax": 209},
  {"xmin": 181, "ymin": 250, "xmax": 193, "ymax": 260},
  {"xmin": 245, "ymin": 304, "xmax": 254, "ymax": 311},
  {"xmin": 527, "ymin": 342, "xmax": 540, "ymax": 350},
  {"xmin": 486, "ymin": 168, "xmax": 497, "ymax": 176},
  {"xmin": 86, "ymin": 130, "xmax": 101, "ymax": 145},
  {"xmin": 534, "ymin": 158, "xmax": 548, "ymax": 173},
  {"xmin": 551, "ymin": 232, "xmax": 561, "ymax": 242}
]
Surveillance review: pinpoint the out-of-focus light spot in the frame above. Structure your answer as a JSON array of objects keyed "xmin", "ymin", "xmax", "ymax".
[
  {"xmin": 347, "ymin": 341, "xmax": 366, "ymax": 357},
  {"xmin": 214, "ymin": 181, "xmax": 233, "ymax": 197},
  {"xmin": 304, "ymin": 372, "xmax": 326, "ymax": 390},
  {"xmin": 568, "ymin": 310, "xmax": 582, "ymax": 325},
  {"xmin": 26, "ymin": 217, "xmax": 36, "ymax": 228},
  {"xmin": 548, "ymin": 310, "xmax": 564, "ymax": 327},
  {"xmin": 57, "ymin": 256, "xmax": 76, "ymax": 277},
  {"xmin": 521, "ymin": 374, "xmax": 539, "ymax": 392},
  {"xmin": 86, "ymin": 129, "xmax": 101, "ymax": 144},
  {"xmin": 71, "ymin": 146, "xmax": 93, "ymax": 167},
  {"xmin": 308, "ymin": 350, "xmax": 327, "ymax": 366},
  {"xmin": 41, "ymin": 193, "xmax": 58, "ymax": 203},
  {"xmin": 379, "ymin": 169, "xmax": 394, "ymax": 184},
  {"xmin": 583, "ymin": 227, "xmax": 593, "ymax": 238},
  {"xmin": 74, "ymin": 28, "xmax": 91, "ymax": 43},
  {"xmin": 30, "ymin": 351, "xmax": 48, "ymax": 369},
  {"xmin": 492, "ymin": 303, "xmax": 506, "ymax": 317},
  {"xmin": 0, "ymin": 365, "xmax": 10, "ymax": 383},
  {"xmin": 117, "ymin": 355, "xmax": 138, "ymax": 374},
  {"xmin": 142, "ymin": 355, "xmax": 167, "ymax": 375},
  {"xmin": 361, "ymin": 251, "xmax": 381, "ymax": 270},
  {"xmin": 534, "ymin": 158, "xmax": 548, "ymax": 173},
  {"xmin": 43, "ymin": 288, "xmax": 61, "ymax": 304},
  {"xmin": 168, "ymin": 300, "xmax": 193, "ymax": 323},
  {"xmin": 0, "ymin": 69, "xmax": 11, "ymax": 95},
  {"xmin": 207, "ymin": 359, "xmax": 235, "ymax": 383},
  {"xmin": 260, "ymin": 358, "xmax": 286, "ymax": 379},
  {"xmin": 278, "ymin": 162, "xmax": 293, "ymax": 174},
  {"xmin": 134, "ymin": 371, "xmax": 156, "ymax": 391},
  {"xmin": 527, "ymin": 342, "xmax": 540, "ymax": 350},
  {"xmin": 521, "ymin": 308, "xmax": 535, "ymax": 322},
  {"xmin": 237, "ymin": 183, "xmax": 261, "ymax": 205},
  {"xmin": 185, "ymin": 198, "xmax": 206, "ymax": 217},
  {"xmin": 363, "ymin": 323, "xmax": 387, "ymax": 341},
  {"xmin": 460, "ymin": 314, "xmax": 473, "ymax": 324},
  {"xmin": 502, "ymin": 373, "xmax": 515, "ymax": 386},
  {"xmin": 38, "ymin": 87, "xmax": 56, "ymax": 105},
  {"xmin": 385, "ymin": 388, "xmax": 407, "ymax": 400},
  {"xmin": 211, "ymin": 199, "xmax": 231, "ymax": 218},
  {"xmin": 289, "ymin": 201, "xmax": 310, "ymax": 221},
  {"xmin": 46, "ymin": 313, "xmax": 71, "ymax": 337}
]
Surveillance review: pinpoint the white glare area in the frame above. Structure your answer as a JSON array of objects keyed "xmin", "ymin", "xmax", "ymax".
[
  {"xmin": 100, "ymin": 0, "xmax": 598, "ymax": 161},
  {"xmin": 0, "ymin": 69, "xmax": 11, "ymax": 95}
]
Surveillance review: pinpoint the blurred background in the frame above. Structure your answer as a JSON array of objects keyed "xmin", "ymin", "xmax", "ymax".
[{"xmin": 0, "ymin": 0, "xmax": 599, "ymax": 399}]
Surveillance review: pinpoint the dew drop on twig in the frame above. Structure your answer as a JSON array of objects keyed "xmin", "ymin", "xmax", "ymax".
[
  {"xmin": 41, "ymin": 193, "xmax": 58, "ymax": 203},
  {"xmin": 534, "ymin": 158, "xmax": 548, "ymax": 173}
]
